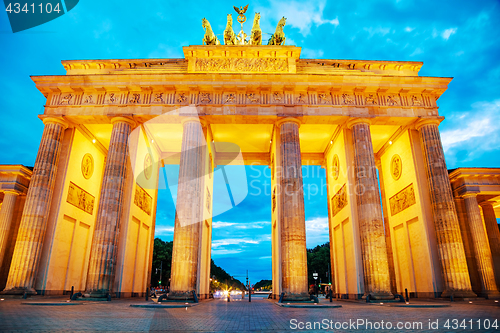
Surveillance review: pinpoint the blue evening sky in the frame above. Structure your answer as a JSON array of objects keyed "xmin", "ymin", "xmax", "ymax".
[{"xmin": 1, "ymin": 0, "xmax": 499, "ymax": 283}]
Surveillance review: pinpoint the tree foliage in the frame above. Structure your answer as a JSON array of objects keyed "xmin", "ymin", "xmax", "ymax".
[
  {"xmin": 150, "ymin": 238, "xmax": 173, "ymax": 287},
  {"xmin": 253, "ymin": 279, "xmax": 272, "ymax": 290},
  {"xmin": 150, "ymin": 237, "xmax": 246, "ymax": 290},
  {"xmin": 210, "ymin": 259, "xmax": 246, "ymax": 291},
  {"xmin": 307, "ymin": 242, "xmax": 331, "ymax": 286}
]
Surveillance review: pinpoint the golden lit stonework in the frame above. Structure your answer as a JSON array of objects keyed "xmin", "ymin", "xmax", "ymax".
[
  {"xmin": 81, "ymin": 153, "xmax": 94, "ymax": 179},
  {"xmin": 3, "ymin": 6, "xmax": 499, "ymax": 303},
  {"xmin": 390, "ymin": 154, "xmax": 402, "ymax": 180}
]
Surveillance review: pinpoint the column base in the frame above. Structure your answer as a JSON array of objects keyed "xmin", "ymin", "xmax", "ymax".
[
  {"xmin": 82, "ymin": 290, "xmax": 113, "ymax": 300},
  {"xmin": 441, "ymin": 290, "xmax": 477, "ymax": 299},
  {"xmin": 281, "ymin": 292, "xmax": 311, "ymax": 302},
  {"xmin": 480, "ymin": 290, "xmax": 500, "ymax": 299},
  {"xmin": 364, "ymin": 291, "xmax": 394, "ymax": 300},
  {"xmin": 0, "ymin": 287, "xmax": 37, "ymax": 295},
  {"xmin": 167, "ymin": 290, "xmax": 196, "ymax": 301}
]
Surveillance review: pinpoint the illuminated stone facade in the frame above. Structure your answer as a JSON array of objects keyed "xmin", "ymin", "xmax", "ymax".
[{"xmin": 0, "ymin": 44, "xmax": 498, "ymax": 300}]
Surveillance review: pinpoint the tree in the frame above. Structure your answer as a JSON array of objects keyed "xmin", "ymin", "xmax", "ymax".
[
  {"xmin": 150, "ymin": 238, "xmax": 173, "ymax": 287},
  {"xmin": 210, "ymin": 259, "xmax": 246, "ymax": 291},
  {"xmin": 307, "ymin": 242, "xmax": 331, "ymax": 287},
  {"xmin": 150, "ymin": 238, "xmax": 246, "ymax": 291},
  {"xmin": 253, "ymin": 279, "xmax": 272, "ymax": 290}
]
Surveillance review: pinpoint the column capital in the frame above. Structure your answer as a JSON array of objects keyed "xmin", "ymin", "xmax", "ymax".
[
  {"xmin": 415, "ymin": 118, "xmax": 442, "ymax": 131},
  {"xmin": 42, "ymin": 116, "xmax": 69, "ymax": 129},
  {"xmin": 479, "ymin": 201, "xmax": 496, "ymax": 207},
  {"xmin": 276, "ymin": 117, "xmax": 301, "ymax": 128},
  {"xmin": 462, "ymin": 192, "xmax": 479, "ymax": 199},
  {"xmin": 346, "ymin": 117, "xmax": 371, "ymax": 129},
  {"xmin": 181, "ymin": 117, "xmax": 207, "ymax": 127},
  {"xmin": 110, "ymin": 116, "xmax": 136, "ymax": 128},
  {"xmin": 1, "ymin": 190, "xmax": 19, "ymax": 196}
]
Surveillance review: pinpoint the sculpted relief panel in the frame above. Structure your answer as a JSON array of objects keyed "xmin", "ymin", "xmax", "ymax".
[
  {"xmin": 195, "ymin": 58, "xmax": 289, "ymax": 73},
  {"xmin": 67, "ymin": 182, "xmax": 95, "ymax": 215},
  {"xmin": 331, "ymin": 184, "xmax": 348, "ymax": 217},
  {"xmin": 389, "ymin": 183, "xmax": 416, "ymax": 216},
  {"xmin": 134, "ymin": 184, "xmax": 152, "ymax": 215}
]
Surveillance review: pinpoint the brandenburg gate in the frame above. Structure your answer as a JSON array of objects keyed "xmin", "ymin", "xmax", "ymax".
[{"xmin": 1, "ymin": 10, "xmax": 499, "ymax": 301}]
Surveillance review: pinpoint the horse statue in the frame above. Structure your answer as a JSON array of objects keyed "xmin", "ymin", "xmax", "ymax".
[
  {"xmin": 224, "ymin": 14, "xmax": 237, "ymax": 45},
  {"xmin": 268, "ymin": 16, "xmax": 286, "ymax": 46},
  {"xmin": 202, "ymin": 18, "xmax": 220, "ymax": 45},
  {"xmin": 249, "ymin": 12, "xmax": 262, "ymax": 45}
]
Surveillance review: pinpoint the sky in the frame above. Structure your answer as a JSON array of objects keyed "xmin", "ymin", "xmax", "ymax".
[{"xmin": 1, "ymin": 0, "xmax": 500, "ymax": 283}]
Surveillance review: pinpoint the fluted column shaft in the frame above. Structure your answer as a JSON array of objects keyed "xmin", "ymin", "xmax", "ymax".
[
  {"xmin": 417, "ymin": 121, "xmax": 474, "ymax": 297},
  {"xmin": 0, "ymin": 191, "xmax": 19, "ymax": 269},
  {"xmin": 2, "ymin": 118, "xmax": 67, "ymax": 294},
  {"xmin": 454, "ymin": 197, "xmax": 481, "ymax": 292},
  {"xmin": 463, "ymin": 194, "xmax": 500, "ymax": 297},
  {"xmin": 169, "ymin": 120, "xmax": 206, "ymax": 298},
  {"xmin": 349, "ymin": 120, "xmax": 392, "ymax": 298},
  {"xmin": 278, "ymin": 119, "xmax": 308, "ymax": 300},
  {"xmin": 481, "ymin": 203, "xmax": 500, "ymax": 288},
  {"xmin": 85, "ymin": 117, "xmax": 134, "ymax": 296}
]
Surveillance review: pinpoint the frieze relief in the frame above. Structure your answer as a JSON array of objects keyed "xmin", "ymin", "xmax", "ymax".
[
  {"xmin": 331, "ymin": 184, "xmax": 348, "ymax": 217},
  {"xmin": 195, "ymin": 58, "xmax": 289, "ymax": 73},
  {"xmin": 106, "ymin": 93, "xmax": 120, "ymax": 104},
  {"xmin": 389, "ymin": 183, "xmax": 416, "ymax": 216},
  {"xmin": 318, "ymin": 93, "xmax": 331, "ymax": 104},
  {"xmin": 51, "ymin": 90, "xmax": 437, "ymax": 108},
  {"xmin": 59, "ymin": 94, "xmax": 73, "ymax": 105},
  {"xmin": 67, "ymin": 182, "xmax": 95, "ymax": 215},
  {"xmin": 134, "ymin": 183, "xmax": 152, "ymax": 215},
  {"xmin": 177, "ymin": 92, "xmax": 189, "ymax": 104}
]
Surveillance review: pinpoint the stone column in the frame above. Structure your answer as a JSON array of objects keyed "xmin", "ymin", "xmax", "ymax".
[
  {"xmin": 0, "ymin": 191, "xmax": 19, "ymax": 269},
  {"xmin": 454, "ymin": 197, "xmax": 481, "ymax": 293},
  {"xmin": 376, "ymin": 160, "xmax": 398, "ymax": 295},
  {"xmin": 462, "ymin": 193, "xmax": 500, "ymax": 298},
  {"xmin": 416, "ymin": 119, "xmax": 475, "ymax": 297},
  {"xmin": 480, "ymin": 202, "xmax": 500, "ymax": 288},
  {"xmin": 2, "ymin": 117, "xmax": 68, "ymax": 295},
  {"xmin": 277, "ymin": 118, "xmax": 309, "ymax": 301},
  {"xmin": 347, "ymin": 118, "xmax": 392, "ymax": 299},
  {"xmin": 85, "ymin": 117, "xmax": 135, "ymax": 297},
  {"xmin": 169, "ymin": 118, "xmax": 206, "ymax": 300}
]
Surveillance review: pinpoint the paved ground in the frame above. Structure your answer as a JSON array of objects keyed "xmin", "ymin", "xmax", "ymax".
[{"xmin": 0, "ymin": 295, "xmax": 499, "ymax": 332}]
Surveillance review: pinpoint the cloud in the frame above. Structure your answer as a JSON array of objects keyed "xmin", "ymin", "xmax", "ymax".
[
  {"xmin": 405, "ymin": 27, "xmax": 415, "ymax": 32},
  {"xmin": 305, "ymin": 216, "xmax": 330, "ymax": 248},
  {"xmin": 441, "ymin": 28, "xmax": 457, "ymax": 40},
  {"xmin": 212, "ymin": 221, "xmax": 270, "ymax": 229},
  {"xmin": 257, "ymin": 0, "xmax": 339, "ymax": 36},
  {"xmin": 154, "ymin": 226, "xmax": 174, "ymax": 236},
  {"xmin": 364, "ymin": 26, "xmax": 391, "ymax": 37},
  {"xmin": 212, "ymin": 249, "xmax": 244, "ymax": 255},
  {"xmin": 441, "ymin": 100, "xmax": 500, "ymax": 164},
  {"xmin": 212, "ymin": 221, "xmax": 236, "ymax": 228},
  {"xmin": 212, "ymin": 238, "xmax": 261, "ymax": 248}
]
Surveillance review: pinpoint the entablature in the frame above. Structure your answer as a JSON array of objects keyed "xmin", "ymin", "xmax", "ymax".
[{"xmin": 33, "ymin": 74, "xmax": 450, "ymax": 114}]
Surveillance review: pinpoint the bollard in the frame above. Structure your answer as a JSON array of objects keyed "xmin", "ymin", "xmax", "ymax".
[
  {"xmin": 70, "ymin": 286, "xmax": 74, "ymax": 300},
  {"xmin": 450, "ymin": 294, "xmax": 454, "ymax": 302},
  {"xmin": 405, "ymin": 288, "xmax": 409, "ymax": 302},
  {"xmin": 145, "ymin": 287, "xmax": 148, "ymax": 301},
  {"xmin": 329, "ymin": 289, "xmax": 333, "ymax": 303},
  {"xmin": 249, "ymin": 291, "xmax": 251, "ymax": 303}
]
